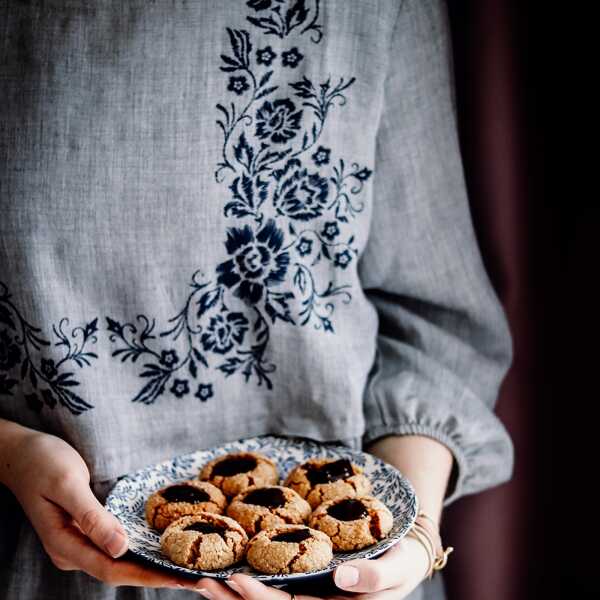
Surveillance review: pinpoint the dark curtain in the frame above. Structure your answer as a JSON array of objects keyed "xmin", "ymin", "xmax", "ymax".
[{"xmin": 442, "ymin": 2, "xmax": 550, "ymax": 599}]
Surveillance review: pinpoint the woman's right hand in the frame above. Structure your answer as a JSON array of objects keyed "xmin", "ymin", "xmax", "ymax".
[{"xmin": 2, "ymin": 424, "xmax": 199, "ymax": 590}]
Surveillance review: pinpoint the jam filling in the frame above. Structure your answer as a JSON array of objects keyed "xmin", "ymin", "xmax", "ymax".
[
  {"xmin": 183, "ymin": 521, "xmax": 227, "ymax": 537},
  {"xmin": 161, "ymin": 485, "xmax": 210, "ymax": 504},
  {"xmin": 243, "ymin": 487, "xmax": 286, "ymax": 508},
  {"xmin": 327, "ymin": 498, "xmax": 368, "ymax": 521},
  {"xmin": 271, "ymin": 529, "xmax": 312, "ymax": 543},
  {"xmin": 305, "ymin": 458, "xmax": 354, "ymax": 486},
  {"xmin": 212, "ymin": 455, "xmax": 257, "ymax": 477}
]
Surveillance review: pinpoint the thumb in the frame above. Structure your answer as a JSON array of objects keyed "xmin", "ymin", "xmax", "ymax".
[
  {"xmin": 47, "ymin": 474, "xmax": 129, "ymax": 559},
  {"xmin": 333, "ymin": 542, "xmax": 411, "ymax": 593}
]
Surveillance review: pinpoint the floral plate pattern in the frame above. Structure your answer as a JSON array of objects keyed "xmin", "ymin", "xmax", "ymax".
[{"xmin": 105, "ymin": 435, "xmax": 419, "ymax": 584}]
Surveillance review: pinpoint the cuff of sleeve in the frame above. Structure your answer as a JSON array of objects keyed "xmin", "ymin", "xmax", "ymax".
[{"xmin": 362, "ymin": 422, "xmax": 471, "ymax": 508}]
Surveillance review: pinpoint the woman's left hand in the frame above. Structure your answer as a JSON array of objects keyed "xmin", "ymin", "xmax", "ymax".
[{"xmin": 192, "ymin": 535, "xmax": 430, "ymax": 599}]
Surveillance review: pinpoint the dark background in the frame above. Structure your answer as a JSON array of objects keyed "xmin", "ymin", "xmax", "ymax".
[{"xmin": 442, "ymin": 1, "xmax": 556, "ymax": 598}]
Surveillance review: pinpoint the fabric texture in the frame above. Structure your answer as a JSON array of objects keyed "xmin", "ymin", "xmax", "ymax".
[{"xmin": 0, "ymin": 1, "xmax": 513, "ymax": 598}]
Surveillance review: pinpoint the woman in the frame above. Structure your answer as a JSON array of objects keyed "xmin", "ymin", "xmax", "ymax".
[{"xmin": 0, "ymin": 1, "xmax": 514, "ymax": 598}]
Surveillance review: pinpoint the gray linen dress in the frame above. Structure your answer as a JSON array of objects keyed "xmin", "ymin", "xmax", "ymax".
[{"xmin": 0, "ymin": 1, "xmax": 514, "ymax": 598}]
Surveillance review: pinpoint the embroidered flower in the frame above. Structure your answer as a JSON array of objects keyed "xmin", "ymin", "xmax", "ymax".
[
  {"xmin": 321, "ymin": 221, "xmax": 340, "ymax": 240},
  {"xmin": 200, "ymin": 312, "xmax": 250, "ymax": 355},
  {"xmin": 312, "ymin": 145, "xmax": 331, "ymax": 166},
  {"xmin": 195, "ymin": 382, "xmax": 214, "ymax": 402},
  {"xmin": 273, "ymin": 159, "xmax": 329, "ymax": 221},
  {"xmin": 159, "ymin": 349, "xmax": 179, "ymax": 368},
  {"xmin": 296, "ymin": 237, "xmax": 313, "ymax": 256},
  {"xmin": 333, "ymin": 249, "xmax": 352, "ymax": 269},
  {"xmin": 0, "ymin": 329, "xmax": 21, "ymax": 371},
  {"xmin": 281, "ymin": 47, "xmax": 303, "ymax": 68},
  {"xmin": 228, "ymin": 75, "xmax": 250, "ymax": 95},
  {"xmin": 216, "ymin": 218, "xmax": 290, "ymax": 306},
  {"xmin": 255, "ymin": 98, "xmax": 303, "ymax": 144},
  {"xmin": 170, "ymin": 379, "xmax": 190, "ymax": 398},
  {"xmin": 41, "ymin": 358, "xmax": 58, "ymax": 380},
  {"xmin": 256, "ymin": 45, "xmax": 277, "ymax": 66}
]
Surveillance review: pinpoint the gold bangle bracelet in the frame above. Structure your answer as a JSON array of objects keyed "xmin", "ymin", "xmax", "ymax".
[{"xmin": 406, "ymin": 510, "xmax": 454, "ymax": 579}]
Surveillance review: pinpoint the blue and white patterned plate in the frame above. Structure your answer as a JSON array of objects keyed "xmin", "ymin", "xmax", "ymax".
[{"xmin": 105, "ymin": 435, "xmax": 418, "ymax": 584}]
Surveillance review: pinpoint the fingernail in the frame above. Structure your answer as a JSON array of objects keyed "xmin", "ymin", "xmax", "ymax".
[
  {"xmin": 226, "ymin": 579, "xmax": 243, "ymax": 594},
  {"xmin": 105, "ymin": 530, "xmax": 128, "ymax": 558},
  {"xmin": 195, "ymin": 589, "xmax": 213, "ymax": 599},
  {"xmin": 335, "ymin": 565, "xmax": 359, "ymax": 588}
]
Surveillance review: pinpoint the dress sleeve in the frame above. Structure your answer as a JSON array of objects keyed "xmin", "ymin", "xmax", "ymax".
[{"xmin": 360, "ymin": 0, "xmax": 515, "ymax": 507}]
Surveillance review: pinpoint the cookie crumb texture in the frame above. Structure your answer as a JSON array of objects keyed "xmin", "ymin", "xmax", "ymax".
[
  {"xmin": 160, "ymin": 513, "xmax": 248, "ymax": 570},
  {"xmin": 226, "ymin": 485, "xmax": 312, "ymax": 536},
  {"xmin": 199, "ymin": 451, "xmax": 279, "ymax": 497},
  {"xmin": 246, "ymin": 525, "xmax": 333, "ymax": 574},
  {"xmin": 145, "ymin": 480, "xmax": 227, "ymax": 530},
  {"xmin": 284, "ymin": 458, "xmax": 371, "ymax": 509},
  {"xmin": 309, "ymin": 495, "xmax": 394, "ymax": 551}
]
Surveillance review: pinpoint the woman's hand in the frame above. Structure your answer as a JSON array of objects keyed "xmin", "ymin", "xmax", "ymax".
[
  {"xmin": 1, "ymin": 425, "xmax": 199, "ymax": 591},
  {"xmin": 192, "ymin": 536, "xmax": 430, "ymax": 599}
]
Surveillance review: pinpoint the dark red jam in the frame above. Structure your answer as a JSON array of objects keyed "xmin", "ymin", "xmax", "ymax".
[
  {"xmin": 271, "ymin": 529, "xmax": 312, "ymax": 543},
  {"xmin": 161, "ymin": 485, "xmax": 210, "ymax": 504},
  {"xmin": 327, "ymin": 498, "xmax": 368, "ymax": 521},
  {"xmin": 243, "ymin": 487, "xmax": 286, "ymax": 508},
  {"xmin": 212, "ymin": 455, "xmax": 257, "ymax": 477},
  {"xmin": 305, "ymin": 458, "xmax": 354, "ymax": 486},
  {"xmin": 183, "ymin": 521, "xmax": 226, "ymax": 537}
]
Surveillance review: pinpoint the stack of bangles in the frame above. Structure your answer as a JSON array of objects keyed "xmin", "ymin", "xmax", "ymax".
[{"xmin": 406, "ymin": 511, "xmax": 454, "ymax": 579}]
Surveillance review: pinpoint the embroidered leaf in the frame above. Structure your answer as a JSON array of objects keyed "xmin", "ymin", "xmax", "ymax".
[
  {"xmin": 192, "ymin": 347, "xmax": 209, "ymax": 368},
  {"xmin": 29, "ymin": 368, "xmax": 38, "ymax": 389},
  {"xmin": 55, "ymin": 372, "xmax": 75, "ymax": 384},
  {"xmin": 20, "ymin": 358, "xmax": 28, "ymax": 379},
  {"xmin": 189, "ymin": 359, "xmax": 198, "ymax": 379},
  {"xmin": 55, "ymin": 379, "xmax": 80, "ymax": 388},
  {"xmin": 258, "ymin": 70, "xmax": 274, "ymax": 88},
  {"xmin": 56, "ymin": 387, "xmax": 94, "ymax": 415},
  {"xmin": 246, "ymin": 15, "xmax": 280, "ymax": 37},
  {"xmin": 233, "ymin": 132, "xmax": 254, "ymax": 172},
  {"xmin": 139, "ymin": 363, "xmax": 164, "ymax": 378},
  {"xmin": 285, "ymin": 0, "xmax": 309, "ymax": 32},
  {"xmin": 241, "ymin": 173, "xmax": 255, "ymax": 207},
  {"xmin": 197, "ymin": 288, "xmax": 221, "ymax": 319},
  {"xmin": 255, "ymin": 85, "xmax": 278, "ymax": 100},
  {"xmin": 224, "ymin": 202, "xmax": 256, "ymax": 219},
  {"xmin": 220, "ymin": 54, "xmax": 241, "ymax": 71},
  {"xmin": 0, "ymin": 374, "xmax": 18, "ymax": 396},
  {"xmin": 0, "ymin": 305, "xmax": 16, "ymax": 330},
  {"xmin": 321, "ymin": 244, "xmax": 331, "ymax": 259},
  {"xmin": 133, "ymin": 375, "xmax": 168, "ymax": 405}
]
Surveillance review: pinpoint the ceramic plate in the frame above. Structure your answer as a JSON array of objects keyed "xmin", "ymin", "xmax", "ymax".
[{"xmin": 105, "ymin": 435, "xmax": 418, "ymax": 584}]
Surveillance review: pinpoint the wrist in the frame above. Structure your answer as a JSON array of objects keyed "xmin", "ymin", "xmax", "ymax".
[
  {"xmin": 0, "ymin": 418, "xmax": 42, "ymax": 489},
  {"xmin": 366, "ymin": 433, "xmax": 453, "ymax": 525}
]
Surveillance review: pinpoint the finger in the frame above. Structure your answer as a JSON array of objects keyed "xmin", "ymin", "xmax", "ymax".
[
  {"xmin": 224, "ymin": 573, "xmax": 292, "ymax": 599},
  {"xmin": 193, "ymin": 577, "xmax": 241, "ymax": 598},
  {"xmin": 333, "ymin": 539, "xmax": 427, "ymax": 593},
  {"xmin": 45, "ymin": 473, "xmax": 128, "ymax": 558},
  {"xmin": 39, "ymin": 501, "xmax": 197, "ymax": 589}
]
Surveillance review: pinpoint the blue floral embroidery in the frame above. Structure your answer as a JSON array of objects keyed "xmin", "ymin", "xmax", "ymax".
[
  {"xmin": 0, "ymin": 281, "xmax": 98, "ymax": 415},
  {"xmin": 107, "ymin": 1, "xmax": 372, "ymax": 401},
  {"xmin": 245, "ymin": 0, "xmax": 323, "ymax": 43}
]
